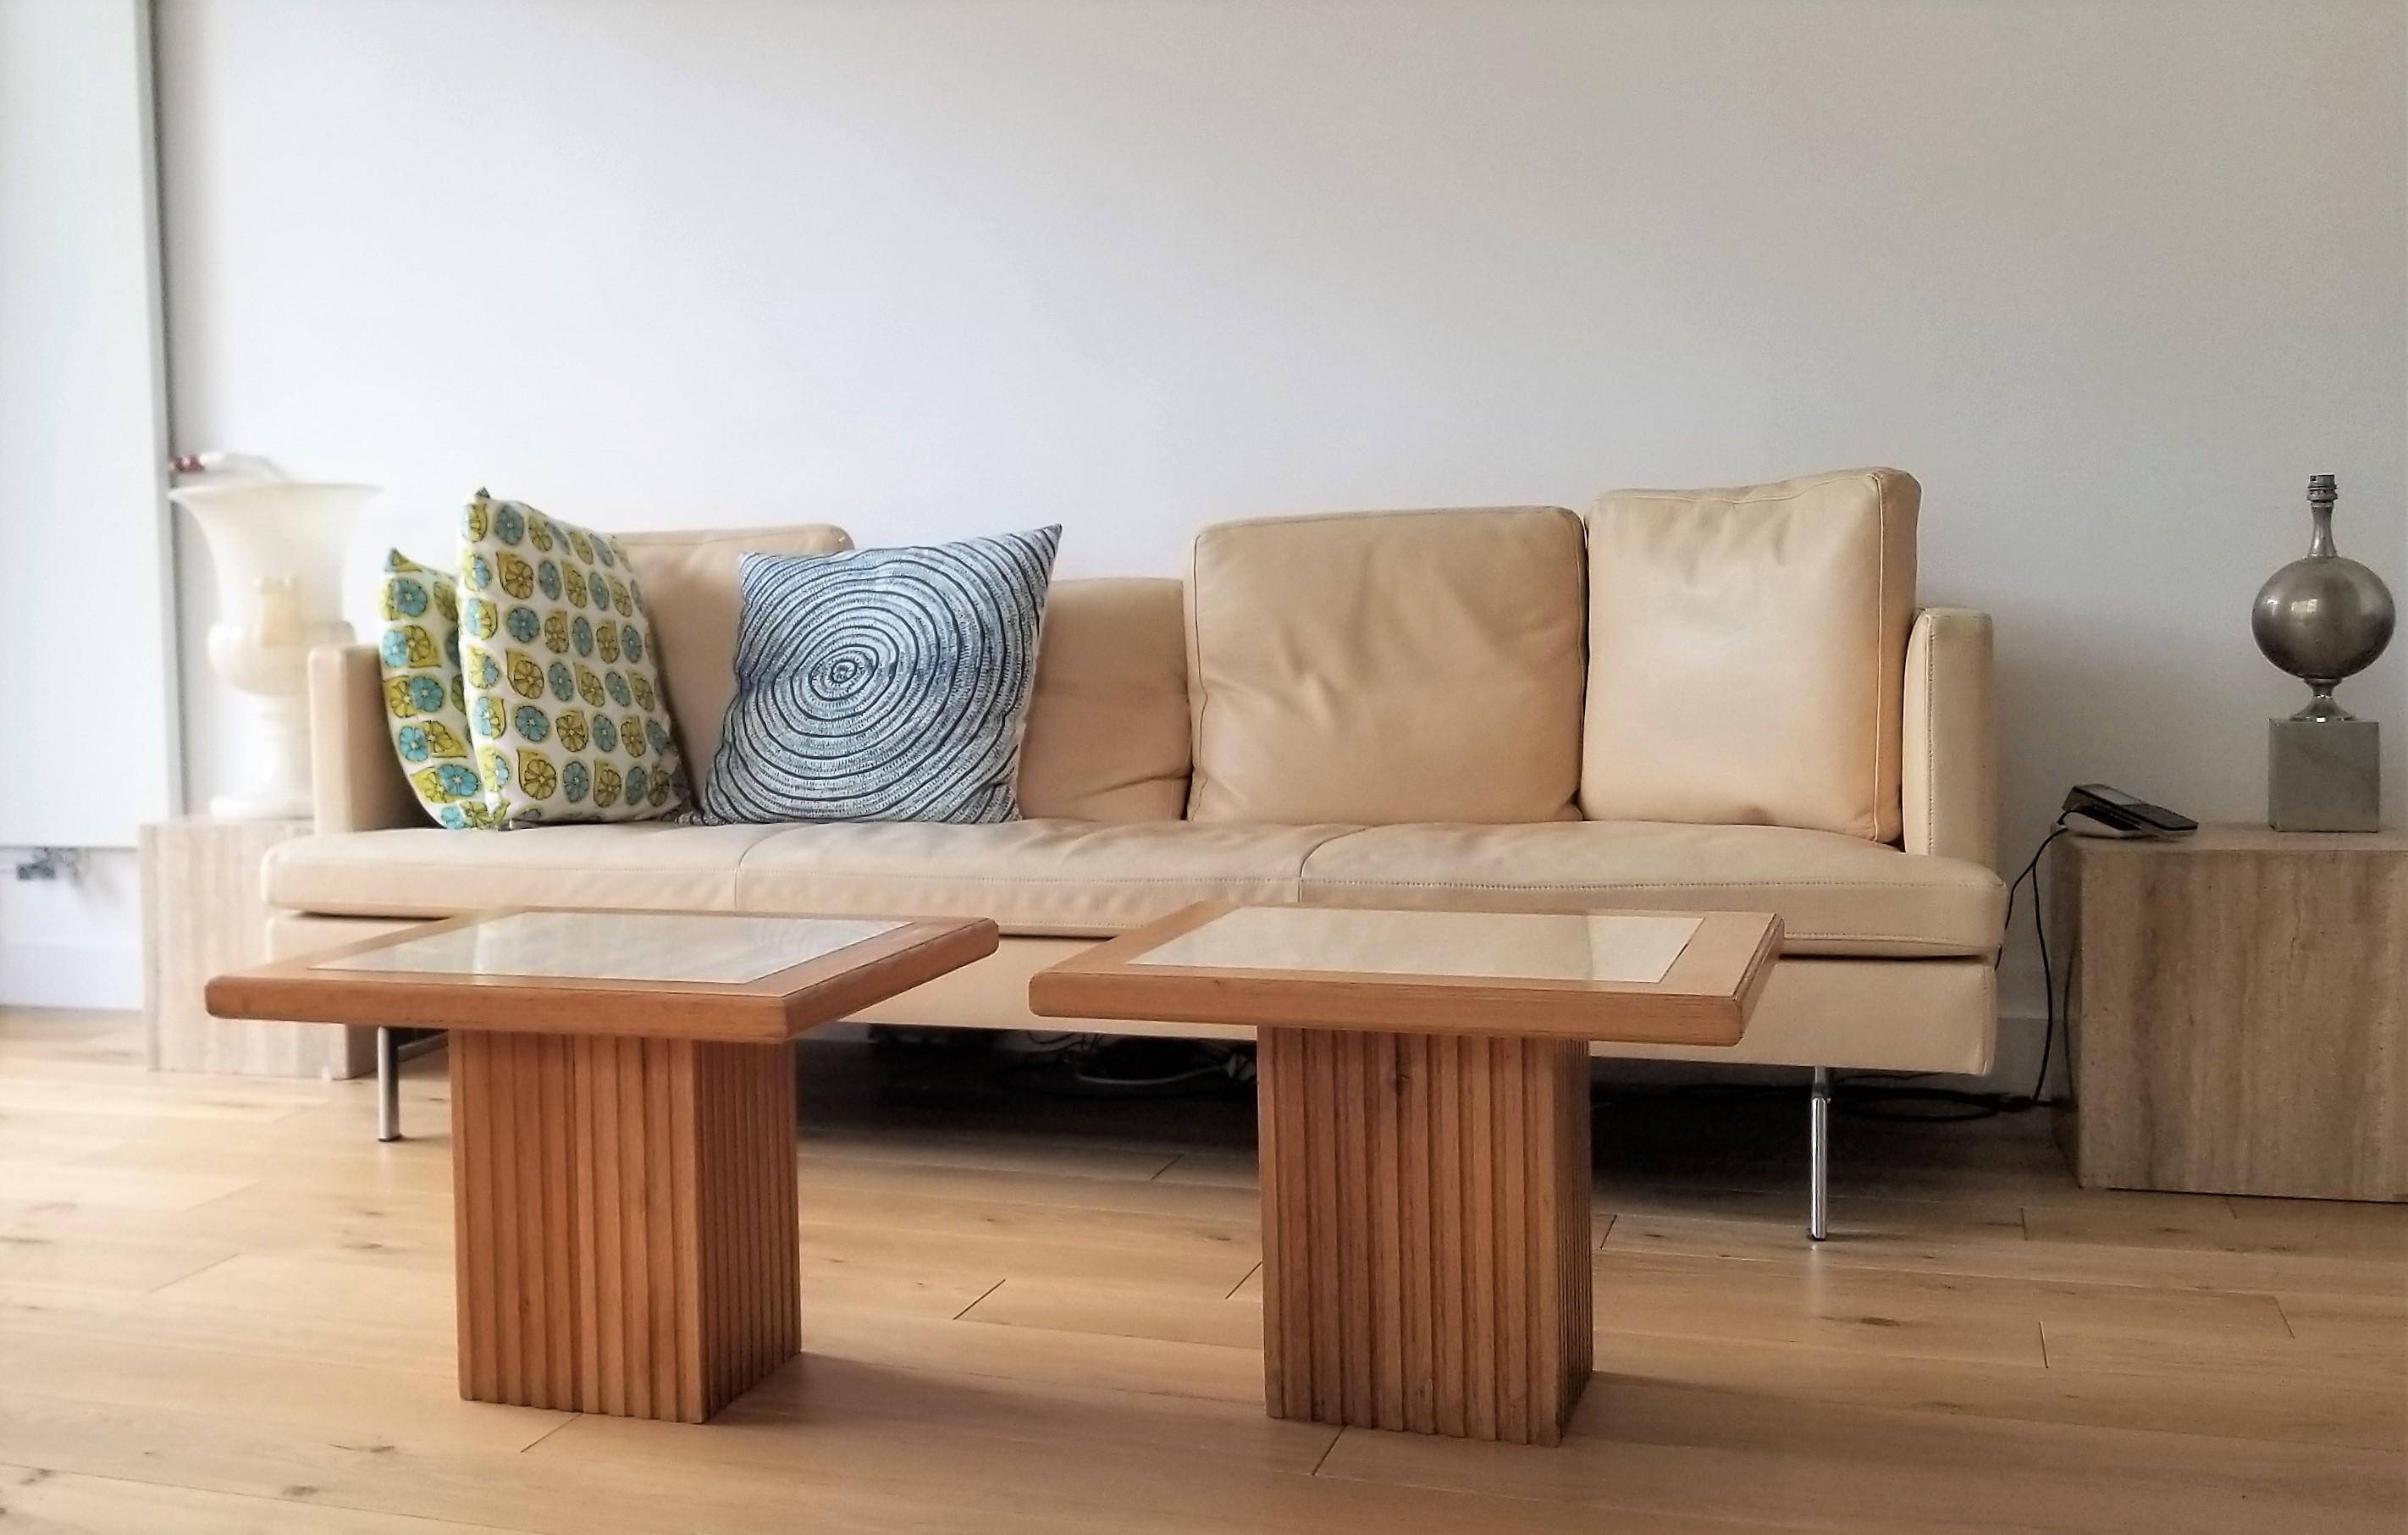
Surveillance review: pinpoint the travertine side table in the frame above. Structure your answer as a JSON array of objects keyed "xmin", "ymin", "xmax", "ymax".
[
  {"xmin": 2055, "ymin": 823, "xmax": 2407, "ymax": 1201},
  {"xmin": 141, "ymin": 816, "xmax": 370, "ymax": 1078}
]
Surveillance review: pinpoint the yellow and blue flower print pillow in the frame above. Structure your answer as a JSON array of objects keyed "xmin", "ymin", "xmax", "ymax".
[
  {"xmin": 376, "ymin": 551, "xmax": 492, "ymax": 828},
  {"xmin": 456, "ymin": 491, "xmax": 688, "ymax": 827}
]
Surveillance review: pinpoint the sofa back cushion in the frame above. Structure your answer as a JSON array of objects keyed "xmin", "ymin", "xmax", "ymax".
[
  {"xmin": 1185, "ymin": 507, "xmax": 1587, "ymax": 825},
  {"xmin": 1581, "ymin": 468, "xmax": 1917, "ymax": 841},
  {"xmin": 1018, "ymin": 577, "xmax": 1192, "ymax": 821},
  {"xmin": 616, "ymin": 524, "xmax": 853, "ymax": 795}
]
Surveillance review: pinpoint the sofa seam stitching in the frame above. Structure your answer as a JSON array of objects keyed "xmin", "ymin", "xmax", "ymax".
[
  {"xmin": 284, "ymin": 867, "xmax": 1335, "ymax": 887},
  {"xmin": 1301, "ymin": 875, "xmax": 2000, "ymax": 893},
  {"xmin": 281, "ymin": 867, "xmax": 2002, "ymax": 893},
  {"xmin": 1185, "ymin": 527, "xmax": 1211, "ymax": 818},
  {"xmin": 271, "ymin": 897, "xmax": 1983, "ymax": 950},
  {"xmin": 1870, "ymin": 469, "xmax": 1888, "ymax": 842},
  {"xmin": 1921, "ymin": 610, "xmax": 1941, "ymax": 856},
  {"xmin": 1194, "ymin": 505, "xmax": 1576, "ymax": 534}
]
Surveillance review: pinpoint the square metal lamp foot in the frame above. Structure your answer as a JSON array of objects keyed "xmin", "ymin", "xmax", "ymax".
[{"xmin": 2268, "ymin": 715, "xmax": 2381, "ymax": 832}]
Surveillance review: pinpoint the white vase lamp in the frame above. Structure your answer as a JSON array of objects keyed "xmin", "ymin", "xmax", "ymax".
[{"xmin": 169, "ymin": 481, "xmax": 376, "ymax": 820}]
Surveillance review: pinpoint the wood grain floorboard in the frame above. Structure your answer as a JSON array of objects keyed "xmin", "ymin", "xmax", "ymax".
[
  {"xmin": 0, "ymin": 1009, "xmax": 2399, "ymax": 1534},
  {"xmin": 1317, "ymin": 1374, "xmax": 2404, "ymax": 1533},
  {"xmin": 0, "ymin": 1465, "xmax": 538, "ymax": 1535}
]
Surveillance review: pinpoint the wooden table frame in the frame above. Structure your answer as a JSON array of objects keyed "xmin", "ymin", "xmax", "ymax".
[
  {"xmin": 209, "ymin": 908, "xmax": 997, "ymax": 1423},
  {"xmin": 1031, "ymin": 903, "xmax": 1779, "ymax": 1447}
]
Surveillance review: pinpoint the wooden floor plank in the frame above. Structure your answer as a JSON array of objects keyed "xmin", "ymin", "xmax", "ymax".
[
  {"xmin": 0, "ymin": 1009, "xmax": 2398, "ymax": 1535},
  {"xmin": 1610, "ymin": 1206, "xmax": 2405, "ymax": 1298},
  {"xmin": 0, "ymin": 1326, "xmax": 568, "ymax": 1452},
  {"xmin": 0, "ymin": 1224, "xmax": 237, "ymax": 1293},
  {"xmin": 0, "ymin": 1157, "xmax": 253, "ymax": 1212},
  {"xmin": 1317, "ymin": 1373, "xmax": 2405, "ymax": 1533},
  {"xmin": 0, "ymin": 1465, "xmax": 541, "ymax": 1535},
  {"xmin": 798, "ymin": 1151, "xmax": 1264, "ymax": 1224},
  {"xmin": 960, "ymin": 1273, "xmax": 1268, "ymax": 1350},
  {"xmin": 1593, "ymin": 1324, "xmax": 2405, "ymax": 1452}
]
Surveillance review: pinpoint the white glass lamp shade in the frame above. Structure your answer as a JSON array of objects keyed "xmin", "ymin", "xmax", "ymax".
[{"xmin": 169, "ymin": 481, "xmax": 376, "ymax": 820}]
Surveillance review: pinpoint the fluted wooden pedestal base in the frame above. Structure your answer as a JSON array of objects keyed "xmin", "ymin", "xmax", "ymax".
[
  {"xmin": 1256, "ymin": 1027, "xmax": 1593, "ymax": 1446},
  {"xmin": 450, "ymin": 1032, "xmax": 799, "ymax": 1422}
]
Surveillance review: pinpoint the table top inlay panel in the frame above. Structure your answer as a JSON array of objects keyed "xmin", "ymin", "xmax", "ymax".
[
  {"xmin": 1032, "ymin": 902, "xmax": 1779, "ymax": 1047},
  {"xmin": 312, "ymin": 910, "xmax": 905, "ymax": 986},
  {"xmin": 207, "ymin": 907, "xmax": 997, "ymax": 1044},
  {"xmin": 1131, "ymin": 907, "xmax": 1701, "ymax": 986}
]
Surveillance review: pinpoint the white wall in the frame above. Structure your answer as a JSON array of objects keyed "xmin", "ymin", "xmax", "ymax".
[
  {"xmin": 0, "ymin": 0, "xmax": 174, "ymax": 1009},
  {"xmin": 0, "ymin": 850, "xmax": 142, "ymax": 1011},
  {"xmin": 151, "ymin": 0, "xmax": 2406, "ymax": 1039}
]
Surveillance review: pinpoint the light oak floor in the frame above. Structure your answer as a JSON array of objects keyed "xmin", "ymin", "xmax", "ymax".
[{"xmin": 0, "ymin": 1009, "xmax": 2401, "ymax": 1533}]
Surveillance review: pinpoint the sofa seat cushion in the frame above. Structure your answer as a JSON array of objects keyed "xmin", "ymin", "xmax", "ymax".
[
  {"xmin": 266, "ymin": 818, "xmax": 1999, "ymax": 956},
  {"xmin": 1299, "ymin": 821, "xmax": 2003, "ymax": 958},
  {"xmin": 265, "ymin": 823, "xmax": 799, "ymax": 919},
  {"xmin": 266, "ymin": 819, "xmax": 1357, "ymax": 937},
  {"xmin": 731, "ymin": 819, "xmax": 1353, "ymax": 935}
]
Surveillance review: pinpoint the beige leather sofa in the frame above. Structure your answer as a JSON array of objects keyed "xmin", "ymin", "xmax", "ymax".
[{"xmin": 272, "ymin": 469, "xmax": 2002, "ymax": 1232}]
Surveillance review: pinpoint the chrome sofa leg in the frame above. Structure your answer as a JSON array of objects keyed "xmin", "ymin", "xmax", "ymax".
[
  {"xmin": 377, "ymin": 1026, "xmax": 401, "ymax": 1143},
  {"xmin": 1808, "ymin": 1065, "xmax": 1831, "ymax": 1241}
]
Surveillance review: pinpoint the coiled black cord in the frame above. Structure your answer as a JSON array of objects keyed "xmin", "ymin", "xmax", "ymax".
[{"xmin": 1814, "ymin": 814, "xmax": 2073, "ymax": 1121}]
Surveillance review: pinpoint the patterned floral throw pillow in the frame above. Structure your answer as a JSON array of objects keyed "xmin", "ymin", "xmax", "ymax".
[
  {"xmin": 375, "ymin": 550, "xmax": 489, "ymax": 827},
  {"xmin": 456, "ymin": 491, "xmax": 688, "ymax": 828}
]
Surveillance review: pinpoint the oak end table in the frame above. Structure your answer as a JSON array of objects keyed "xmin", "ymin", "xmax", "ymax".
[
  {"xmin": 208, "ymin": 907, "xmax": 997, "ymax": 1422},
  {"xmin": 1031, "ymin": 903, "xmax": 1779, "ymax": 1448}
]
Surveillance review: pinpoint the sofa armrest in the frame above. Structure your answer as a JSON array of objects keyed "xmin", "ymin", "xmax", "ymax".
[
  {"xmin": 1901, "ymin": 608, "xmax": 1997, "ymax": 870},
  {"xmin": 310, "ymin": 643, "xmax": 424, "ymax": 833}
]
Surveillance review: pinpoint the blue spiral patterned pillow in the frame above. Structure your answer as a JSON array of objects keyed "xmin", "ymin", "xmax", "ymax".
[{"xmin": 702, "ymin": 527, "xmax": 1063, "ymax": 824}]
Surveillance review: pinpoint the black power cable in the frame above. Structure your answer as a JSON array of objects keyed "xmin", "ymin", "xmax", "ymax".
[
  {"xmin": 1823, "ymin": 814, "xmax": 2071, "ymax": 1122},
  {"xmin": 2011, "ymin": 816, "xmax": 2073, "ymax": 1106},
  {"xmin": 1002, "ymin": 1034, "xmax": 1251, "ymax": 1097}
]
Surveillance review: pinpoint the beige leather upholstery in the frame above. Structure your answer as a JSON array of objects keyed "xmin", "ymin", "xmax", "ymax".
[
  {"xmin": 309, "ymin": 645, "xmax": 424, "ymax": 833},
  {"xmin": 1300, "ymin": 820, "xmax": 2002, "ymax": 957},
  {"xmin": 1582, "ymin": 469, "xmax": 1918, "ymax": 841},
  {"xmin": 264, "ymin": 912, "xmax": 420, "ymax": 1079},
  {"xmin": 267, "ymin": 819, "xmax": 1358, "ymax": 935},
  {"xmin": 268, "ymin": 822, "xmax": 800, "ymax": 917},
  {"xmin": 851, "ymin": 938, "xmax": 1997, "ymax": 1075},
  {"xmin": 848, "ymin": 935, "xmax": 1247, "ymax": 1041},
  {"xmin": 269, "ymin": 910, "xmax": 420, "ymax": 959},
  {"xmin": 735, "ymin": 819, "xmax": 1347, "ymax": 932},
  {"xmin": 268, "ymin": 814, "xmax": 1998, "ymax": 956},
  {"xmin": 1903, "ymin": 607, "xmax": 1999, "ymax": 869},
  {"xmin": 615, "ymin": 524, "xmax": 853, "ymax": 791},
  {"xmin": 1019, "ymin": 578, "xmax": 1191, "ymax": 821},
  {"xmin": 1185, "ymin": 507, "xmax": 1586, "ymax": 825},
  {"xmin": 1599, "ymin": 954, "xmax": 1995, "ymax": 1074}
]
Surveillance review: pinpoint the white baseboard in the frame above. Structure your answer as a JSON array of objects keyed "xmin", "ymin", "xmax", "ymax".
[{"xmin": 0, "ymin": 939, "xmax": 142, "ymax": 1011}]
